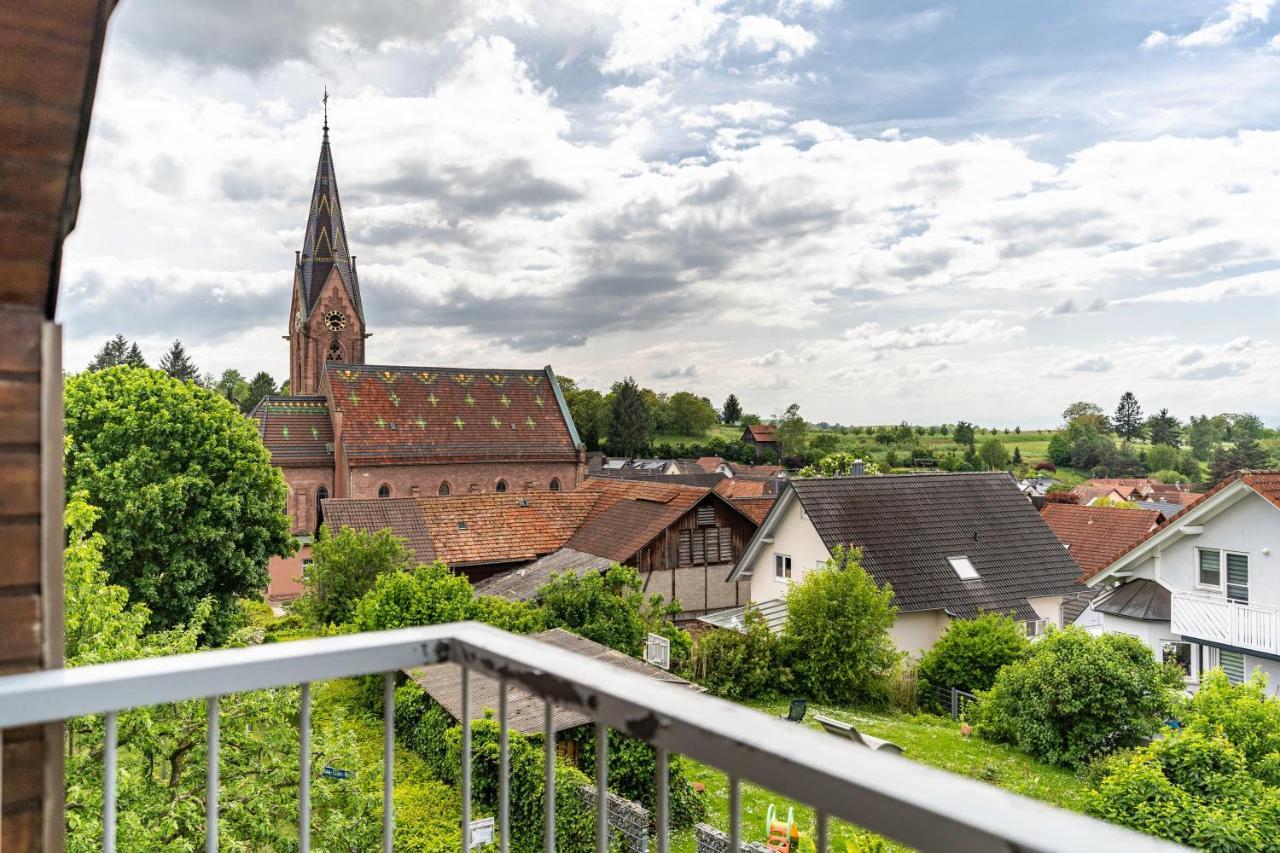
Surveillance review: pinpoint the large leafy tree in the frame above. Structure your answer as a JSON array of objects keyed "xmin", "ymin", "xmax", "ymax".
[
  {"xmin": 1209, "ymin": 435, "xmax": 1272, "ymax": 486},
  {"xmin": 666, "ymin": 391, "xmax": 718, "ymax": 435},
  {"xmin": 952, "ymin": 420, "xmax": 976, "ymax": 447},
  {"xmin": 977, "ymin": 437, "xmax": 1009, "ymax": 470},
  {"xmin": 556, "ymin": 376, "xmax": 609, "ymax": 449},
  {"xmin": 1187, "ymin": 414, "xmax": 1220, "ymax": 460},
  {"xmin": 243, "ymin": 370, "xmax": 279, "ymax": 413},
  {"xmin": 917, "ymin": 614, "xmax": 1029, "ymax": 705},
  {"xmin": 1146, "ymin": 407, "xmax": 1181, "ymax": 447},
  {"xmin": 721, "ymin": 393, "xmax": 743, "ymax": 425},
  {"xmin": 158, "ymin": 338, "xmax": 200, "ymax": 382},
  {"xmin": 1062, "ymin": 400, "xmax": 1111, "ymax": 433},
  {"xmin": 296, "ymin": 525, "xmax": 418, "ymax": 628},
  {"xmin": 774, "ymin": 402, "xmax": 808, "ymax": 458},
  {"xmin": 1113, "ymin": 391, "xmax": 1144, "ymax": 440},
  {"xmin": 608, "ymin": 376, "xmax": 651, "ymax": 456},
  {"xmin": 64, "ymin": 367, "xmax": 295, "ymax": 641},
  {"xmin": 63, "ymin": 493, "xmax": 384, "ymax": 852},
  {"xmin": 975, "ymin": 627, "xmax": 1181, "ymax": 768},
  {"xmin": 781, "ymin": 546, "xmax": 899, "ymax": 703},
  {"xmin": 214, "ymin": 368, "xmax": 250, "ymax": 409}
]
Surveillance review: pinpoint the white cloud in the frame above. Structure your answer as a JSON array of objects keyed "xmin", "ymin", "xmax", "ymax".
[
  {"xmin": 846, "ymin": 317, "xmax": 1025, "ymax": 351},
  {"xmin": 1165, "ymin": 337, "xmax": 1258, "ymax": 380},
  {"xmin": 1143, "ymin": 0, "xmax": 1275, "ymax": 49},
  {"xmin": 1064, "ymin": 355, "xmax": 1113, "ymax": 373},
  {"xmin": 601, "ymin": 0, "xmax": 730, "ymax": 73},
  {"xmin": 1118, "ymin": 270, "xmax": 1280, "ymax": 304},
  {"xmin": 735, "ymin": 15, "xmax": 817, "ymax": 60}
]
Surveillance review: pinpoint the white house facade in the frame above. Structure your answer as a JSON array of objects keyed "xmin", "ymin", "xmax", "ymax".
[{"xmin": 1080, "ymin": 471, "xmax": 1280, "ymax": 693}]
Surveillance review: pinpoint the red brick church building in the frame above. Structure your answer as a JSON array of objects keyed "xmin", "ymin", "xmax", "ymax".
[{"xmin": 253, "ymin": 119, "xmax": 585, "ymax": 597}]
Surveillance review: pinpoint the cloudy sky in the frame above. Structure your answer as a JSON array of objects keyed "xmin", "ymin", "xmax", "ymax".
[{"xmin": 63, "ymin": 0, "xmax": 1280, "ymax": 426}]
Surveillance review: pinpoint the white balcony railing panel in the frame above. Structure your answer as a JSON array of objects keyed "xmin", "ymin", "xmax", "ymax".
[
  {"xmin": 1171, "ymin": 590, "xmax": 1280, "ymax": 655},
  {"xmin": 0, "ymin": 622, "xmax": 1185, "ymax": 853}
]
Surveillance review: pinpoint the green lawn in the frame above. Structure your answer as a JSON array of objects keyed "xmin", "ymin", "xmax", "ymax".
[
  {"xmin": 671, "ymin": 699, "xmax": 1090, "ymax": 853},
  {"xmin": 652, "ymin": 423, "xmax": 744, "ymax": 448}
]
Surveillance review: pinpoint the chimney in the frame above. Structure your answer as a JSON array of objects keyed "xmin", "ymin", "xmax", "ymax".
[{"xmin": 851, "ymin": 458, "xmax": 866, "ymax": 476}]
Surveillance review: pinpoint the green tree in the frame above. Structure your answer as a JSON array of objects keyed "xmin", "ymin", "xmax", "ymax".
[
  {"xmin": 667, "ymin": 391, "xmax": 718, "ymax": 435},
  {"xmin": 977, "ymin": 437, "xmax": 1009, "ymax": 470},
  {"xmin": 1146, "ymin": 407, "xmax": 1181, "ymax": 447},
  {"xmin": 214, "ymin": 368, "xmax": 250, "ymax": 409},
  {"xmin": 350, "ymin": 560, "xmax": 474, "ymax": 632},
  {"xmin": 953, "ymin": 421, "xmax": 976, "ymax": 447},
  {"xmin": 690, "ymin": 607, "xmax": 780, "ymax": 700},
  {"xmin": 781, "ymin": 546, "xmax": 899, "ymax": 703},
  {"xmin": 296, "ymin": 525, "xmax": 418, "ymax": 628},
  {"xmin": 537, "ymin": 564, "xmax": 688, "ymax": 663},
  {"xmin": 88, "ymin": 334, "xmax": 128, "ymax": 371},
  {"xmin": 63, "ymin": 493, "xmax": 384, "ymax": 852},
  {"xmin": 774, "ymin": 402, "xmax": 808, "ymax": 458},
  {"xmin": 1187, "ymin": 415, "xmax": 1220, "ymax": 460},
  {"xmin": 721, "ymin": 393, "xmax": 743, "ymax": 425},
  {"xmin": 1046, "ymin": 433, "xmax": 1072, "ymax": 467},
  {"xmin": 158, "ymin": 338, "xmax": 200, "ymax": 382},
  {"xmin": 1209, "ymin": 436, "xmax": 1271, "ymax": 485},
  {"xmin": 808, "ymin": 431, "xmax": 840, "ymax": 456},
  {"xmin": 243, "ymin": 370, "xmax": 279, "ymax": 413},
  {"xmin": 795, "ymin": 452, "xmax": 881, "ymax": 478},
  {"xmin": 739, "ymin": 413, "xmax": 762, "ymax": 426},
  {"xmin": 608, "ymin": 377, "xmax": 650, "ymax": 456},
  {"xmin": 1228, "ymin": 412, "xmax": 1266, "ymax": 441},
  {"xmin": 1062, "ymin": 400, "xmax": 1111, "ymax": 433},
  {"xmin": 917, "ymin": 614, "xmax": 1029, "ymax": 707},
  {"xmin": 565, "ymin": 386, "xmax": 608, "ymax": 449},
  {"xmin": 1113, "ymin": 391, "xmax": 1144, "ymax": 440},
  {"xmin": 975, "ymin": 627, "xmax": 1181, "ymax": 768},
  {"xmin": 1144, "ymin": 443, "xmax": 1180, "ymax": 474},
  {"xmin": 124, "ymin": 341, "xmax": 147, "ymax": 367},
  {"xmin": 64, "ymin": 367, "xmax": 294, "ymax": 641},
  {"xmin": 1011, "ymin": 445, "xmax": 1023, "ymax": 465}
]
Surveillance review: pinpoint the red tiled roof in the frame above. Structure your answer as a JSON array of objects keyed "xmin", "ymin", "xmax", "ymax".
[
  {"xmin": 745, "ymin": 424, "xmax": 777, "ymax": 442},
  {"xmin": 695, "ymin": 456, "xmax": 726, "ymax": 472},
  {"xmin": 728, "ymin": 463, "xmax": 783, "ymax": 478},
  {"xmin": 324, "ymin": 364, "xmax": 579, "ymax": 465},
  {"xmin": 417, "ymin": 492, "xmax": 599, "ymax": 567},
  {"xmin": 567, "ymin": 478, "xmax": 712, "ymax": 562},
  {"xmin": 1040, "ymin": 503, "xmax": 1163, "ymax": 579},
  {"xmin": 714, "ymin": 478, "xmax": 771, "ymax": 499},
  {"xmin": 322, "ymin": 497, "xmax": 436, "ymax": 562},
  {"xmin": 252, "ymin": 396, "xmax": 334, "ymax": 466},
  {"xmin": 731, "ymin": 495, "xmax": 777, "ymax": 524}
]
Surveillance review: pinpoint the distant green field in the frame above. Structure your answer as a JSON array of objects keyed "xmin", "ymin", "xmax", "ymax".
[{"xmin": 651, "ymin": 423, "xmax": 744, "ymax": 448}]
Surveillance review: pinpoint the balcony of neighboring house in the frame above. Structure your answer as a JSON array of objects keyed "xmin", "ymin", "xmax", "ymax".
[
  {"xmin": 1170, "ymin": 590, "xmax": 1280, "ymax": 657},
  {"xmin": 0, "ymin": 622, "xmax": 1181, "ymax": 853}
]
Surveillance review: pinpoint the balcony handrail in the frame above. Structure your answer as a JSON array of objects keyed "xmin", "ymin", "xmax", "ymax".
[
  {"xmin": 0, "ymin": 622, "xmax": 1181, "ymax": 852},
  {"xmin": 1173, "ymin": 588, "xmax": 1280, "ymax": 613}
]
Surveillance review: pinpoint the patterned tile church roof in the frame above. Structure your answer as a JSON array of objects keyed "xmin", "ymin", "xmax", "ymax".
[
  {"xmin": 298, "ymin": 125, "xmax": 362, "ymax": 321},
  {"xmin": 324, "ymin": 363, "xmax": 582, "ymax": 465},
  {"xmin": 251, "ymin": 395, "xmax": 333, "ymax": 467}
]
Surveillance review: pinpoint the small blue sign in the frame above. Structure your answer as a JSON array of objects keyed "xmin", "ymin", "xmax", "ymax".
[{"xmin": 322, "ymin": 765, "xmax": 354, "ymax": 780}]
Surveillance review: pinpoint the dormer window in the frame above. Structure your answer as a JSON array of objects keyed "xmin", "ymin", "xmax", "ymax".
[{"xmin": 948, "ymin": 556, "xmax": 979, "ymax": 580}]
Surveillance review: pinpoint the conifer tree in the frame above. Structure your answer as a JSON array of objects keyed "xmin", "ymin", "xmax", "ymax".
[
  {"xmin": 159, "ymin": 339, "xmax": 200, "ymax": 382},
  {"xmin": 1114, "ymin": 391, "xmax": 1144, "ymax": 440},
  {"xmin": 721, "ymin": 393, "xmax": 743, "ymax": 425},
  {"xmin": 608, "ymin": 377, "xmax": 651, "ymax": 456},
  {"xmin": 87, "ymin": 334, "xmax": 129, "ymax": 371}
]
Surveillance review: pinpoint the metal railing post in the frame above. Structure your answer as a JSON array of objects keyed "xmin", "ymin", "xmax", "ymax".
[
  {"xmin": 499, "ymin": 679, "xmax": 509, "ymax": 853},
  {"xmin": 383, "ymin": 673, "xmax": 395, "ymax": 853},
  {"xmin": 461, "ymin": 666, "xmax": 471, "ymax": 853},
  {"xmin": 299, "ymin": 682, "xmax": 311, "ymax": 853},
  {"xmin": 104, "ymin": 712, "xmax": 117, "ymax": 852},
  {"xmin": 655, "ymin": 746, "xmax": 669, "ymax": 853},
  {"xmin": 543, "ymin": 700, "xmax": 555, "ymax": 852},
  {"xmin": 206, "ymin": 696, "xmax": 220, "ymax": 853},
  {"xmin": 595, "ymin": 719, "xmax": 608, "ymax": 852}
]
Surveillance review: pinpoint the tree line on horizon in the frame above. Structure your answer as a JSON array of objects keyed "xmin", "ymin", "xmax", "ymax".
[{"xmin": 86, "ymin": 333, "xmax": 284, "ymax": 415}]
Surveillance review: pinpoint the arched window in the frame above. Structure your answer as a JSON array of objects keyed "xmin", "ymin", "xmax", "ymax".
[
  {"xmin": 549, "ymin": 478, "xmax": 561, "ymax": 492},
  {"xmin": 496, "ymin": 479, "xmax": 508, "ymax": 493},
  {"xmin": 438, "ymin": 482, "xmax": 451, "ymax": 496},
  {"xmin": 327, "ymin": 341, "xmax": 344, "ymax": 361},
  {"xmin": 378, "ymin": 483, "xmax": 391, "ymax": 498},
  {"xmin": 315, "ymin": 485, "xmax": 328, "ymax": 534}
]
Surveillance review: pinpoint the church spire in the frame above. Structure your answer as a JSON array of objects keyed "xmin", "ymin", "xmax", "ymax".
[{"xmin": 298, "ymin": 91, "xmax": 362, "ymax": 321}]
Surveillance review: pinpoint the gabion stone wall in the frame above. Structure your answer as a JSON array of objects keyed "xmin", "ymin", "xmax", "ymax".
[
  {"xmin": 578, "ymin": 786, "xmax": 651, "ymax": 853},
  {"xmin": 694, "ymin": 823, "xmax": 771, "ymax": 853}
]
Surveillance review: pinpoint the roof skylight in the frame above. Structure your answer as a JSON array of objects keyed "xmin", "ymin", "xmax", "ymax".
[{"xmin": 948, "ymin": 556, "xmax": 979, "ymax": 580}]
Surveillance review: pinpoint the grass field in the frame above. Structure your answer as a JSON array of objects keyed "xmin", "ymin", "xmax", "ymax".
[{"xmin": 671, "ymin": 698, "xmax": 1090, "ymax": 852}]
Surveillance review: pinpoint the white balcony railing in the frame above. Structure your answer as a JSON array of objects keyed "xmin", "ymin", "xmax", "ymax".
[
  {"xmin": 0, "ymin": 622, "xmax": 1181, "ymax": 852},
  {"xmin": 1171, "ymin": 590, "xmax": 1280, "ymax": 655}
]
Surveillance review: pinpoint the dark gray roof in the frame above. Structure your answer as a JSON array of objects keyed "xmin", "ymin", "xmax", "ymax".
[
  {"xmin": 589, "ymin": 470, "xmax": 728, "ymax": 488},
  {"xmin": 788, "ymin": 473, "xmax": 1083, "ymax": 620},
  {"xmin": 407, "ymin": 628, "xmax": 699, "ymax": 734},
  {"xmin": 473, "ymin": 547, "xmax": 615, "ymax": 601},
  {"xmin": 1135, "ymin": 500, "xmax": 1184, "ymax": 519},
  {"xmin": 1061, "ymin": 588, "xmax": 1101, "ymax": 625},
  {"xmin": 1091, "ymin": 578, "xmax": 1170, "ymax": 622}
]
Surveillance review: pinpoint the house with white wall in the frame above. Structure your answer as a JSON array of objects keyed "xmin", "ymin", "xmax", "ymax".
[
  {"xmin": 1079, "ymin": 471, "xmax": 1280, "ymax": 692},
  {"xmin": 714, "ymin": 472, "xmax": 1084, "ymax": 656}
]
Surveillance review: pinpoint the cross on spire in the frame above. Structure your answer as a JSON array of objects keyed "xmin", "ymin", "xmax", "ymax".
[{"xmin": 322, "ymin": 86, "xmax": 329, "ymax": 133}]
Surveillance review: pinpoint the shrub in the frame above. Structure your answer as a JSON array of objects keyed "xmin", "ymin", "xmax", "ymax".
[
  {"xmin": 1046, "ymin": 434, "xmax": 1072, "ymax": 467},
  {"xmin": 538, "ymin": 564, "xmax": 689, "ymax": 664},
  {"xmin": 351, "ymin": 560, "xmax": 474, "ymax": 632},
  {"xmin": 470, "ymin": 594, "xmax": 546, "ymax": 634},
  {"xmin": 1144, "ymin": 443, "xmax": 1180, "ymax": 474},
  {"xmin": 1087, "ymin": 731, "xmax": 1280, "ymax": 850},
  {"xmin": 1034, "ymin": 461, "xmax": 1057, "ymax": 473},
  {"xmin": 296, "ymin": 525, "xmax": 417, "ymax": 628},
  {"xmin": 689, "ymin": 607, "xmax": 781, "ymax": 700},
  {"xmin": 781, "ymin": 546, "xmax": 899, "ymax": 704},
  {"xmin": 1177, "ymin": 670, "xmax": 1280, "ymax": 783},
  {"xmin": 917, "ymin": 614, "xmax": 1029, "ymax": 711},
  {"xmin": 568, "ymin": 729, "xmax": 707, "ymax": 828},
  {"xmin": 974, "ymin": 627, "xmax": 1181, "ymax": 768}
]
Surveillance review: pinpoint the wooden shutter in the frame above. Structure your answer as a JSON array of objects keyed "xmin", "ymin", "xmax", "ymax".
[
  {"xmin": 697, "ymin": 505, "xmax": 715, "ymax": 526},
  {"xmin": 719, "ymin": 527, "xmax": 733, "ymax": 562},
  {"xmin": 704, "ymin": 528, "xmax": 720, "ymax": 564},
  {"xmin": 678, "ymin": 529, "xmax": 692, "ymax": 566},
  {"xmin": 691, "ymin": 531, "xmax": 705, "ymax": 564}
]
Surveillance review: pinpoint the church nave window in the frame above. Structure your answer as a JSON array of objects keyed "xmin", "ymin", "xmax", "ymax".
[
  {"xmin": 327, "ymin": 340, "xmax": 344, "ymax": 361},
  {"xmin": 377, "ymin": 483, "xmax": 391, "ymax": 498}
]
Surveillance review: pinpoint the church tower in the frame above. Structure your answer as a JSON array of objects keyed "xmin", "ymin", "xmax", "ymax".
[{"xmin": 288, "ymin": 98, "xmax": 367, "ymax": 395}]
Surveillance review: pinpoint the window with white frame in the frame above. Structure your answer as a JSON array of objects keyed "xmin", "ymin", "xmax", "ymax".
[
  {"xmin": 1197, "ymin": 548, "xmax": 1221, "ymax": 588},
  {"xmin": 774, "ymin": 553, "xmax": 792, "ymax": 581},
  {"xmin": 1226, "ymin": 553, "xmax": 1250, "ymax": 603},
  {"xmin": 1024, "ymin": 619, "xmax": 1047, "ymax": 639},
  {"xmin": 1161, "ymin": 640, "xmax": 1195, "ymax": 679}
]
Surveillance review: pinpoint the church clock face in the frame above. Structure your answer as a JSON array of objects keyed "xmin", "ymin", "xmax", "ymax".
[{"xmin": 324, "ymin": 310, "xmax": 347, "ymax": 331}]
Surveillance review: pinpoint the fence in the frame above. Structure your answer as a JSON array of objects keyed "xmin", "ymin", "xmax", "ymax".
[
  {"xmin": 0, "ymin": 622, "xmax": 1180, "ymax": 852},
  {"xmin": 924, "ymin": 685, "xmax": 980, "ymax": 720}
]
